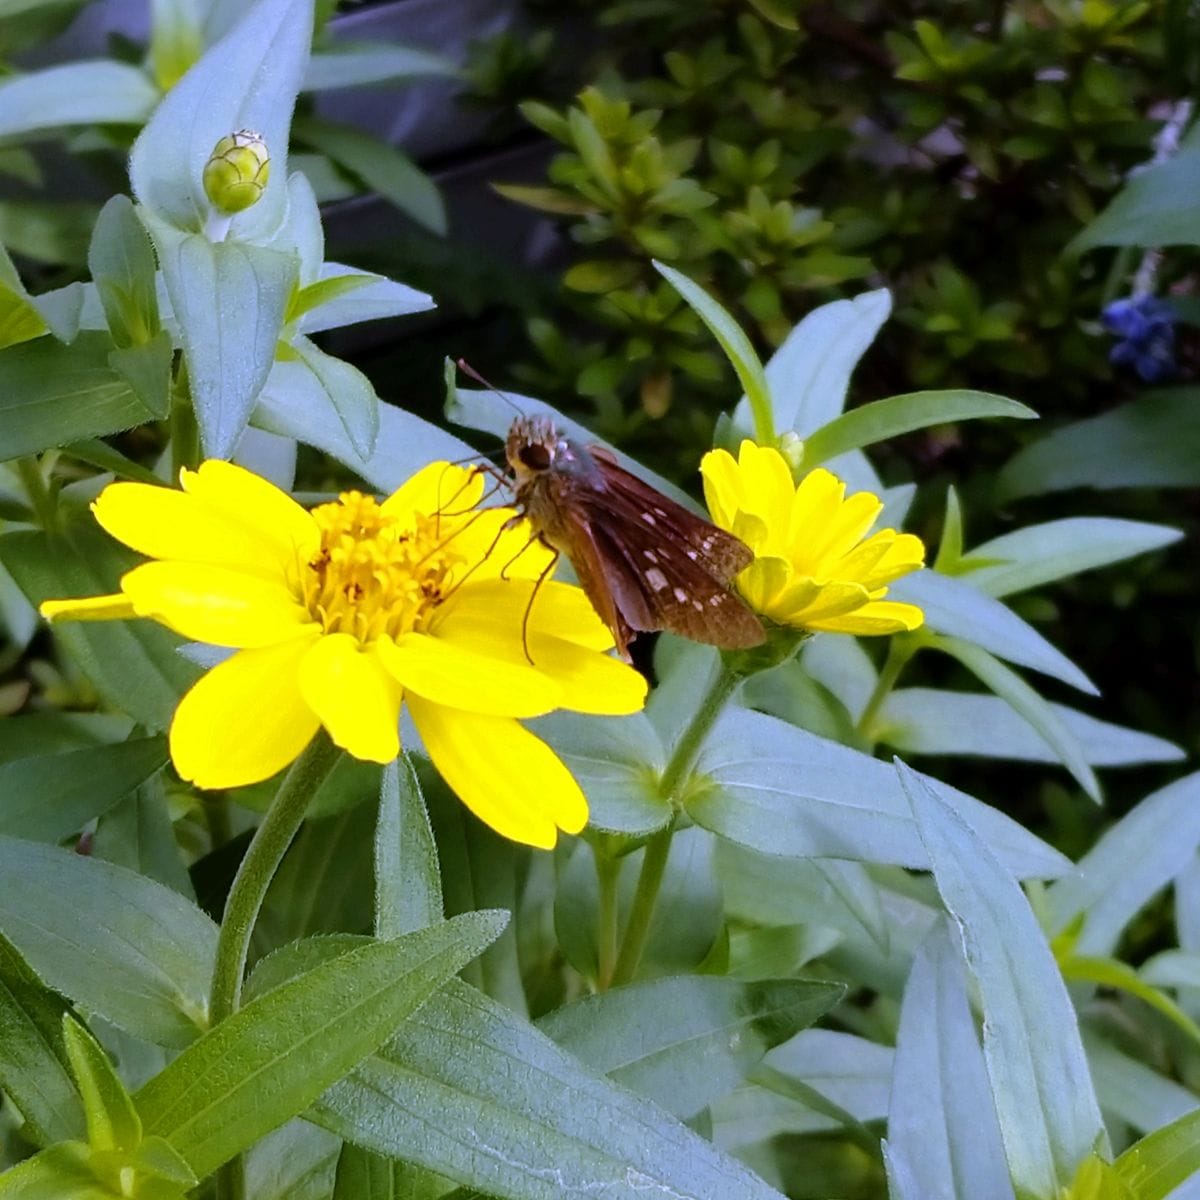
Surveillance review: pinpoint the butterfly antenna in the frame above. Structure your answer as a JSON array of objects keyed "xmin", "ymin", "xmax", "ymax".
[{"xmin": 456, "ymin": 358, "xmax": 525, "ymax": 418}]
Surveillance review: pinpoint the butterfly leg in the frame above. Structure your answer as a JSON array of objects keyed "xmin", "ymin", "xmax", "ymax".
[{"xmin": 520, "ymin": 540, "xmax": 560, "ymax": 665}]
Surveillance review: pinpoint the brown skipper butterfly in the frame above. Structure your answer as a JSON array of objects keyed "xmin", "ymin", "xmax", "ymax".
[{"xmin": 504, "ymin": 414, "xmax": 765, "ymax": 659}]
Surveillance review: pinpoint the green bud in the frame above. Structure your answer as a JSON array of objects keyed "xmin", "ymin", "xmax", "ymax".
[
  {"xmin": 202, "ymin": 130, "xmax": 270, "ymax": 215},
  {"xmin": 777, "ymin": 430, "xmax": 805, "ymax": 475}
]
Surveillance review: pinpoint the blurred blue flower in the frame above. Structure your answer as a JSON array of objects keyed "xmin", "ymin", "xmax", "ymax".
[{"xmin": 1101, "ymin": 296, "xmax": 1177, "ymax": 383}]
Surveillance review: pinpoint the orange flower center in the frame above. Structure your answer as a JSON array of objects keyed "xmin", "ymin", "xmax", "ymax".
[{"xmin": 303, "ymin": 491, "xmax": 464, "ymax": 642}]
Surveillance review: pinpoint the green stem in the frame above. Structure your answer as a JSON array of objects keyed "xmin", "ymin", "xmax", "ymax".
[
  {"xmin": 855, "ymin": 638, "xmax": 917, "ymax": 746},
  {"xmin": 610, "ymin": 659, "xmax": 741, "ymax": 986},
  {"xmin": 209, "ymin": 732, "xmax": 340, "ymax": 1200},
  {"xmin": 595, "ymin": 850, "xmax": 620, "ymax": 990}
]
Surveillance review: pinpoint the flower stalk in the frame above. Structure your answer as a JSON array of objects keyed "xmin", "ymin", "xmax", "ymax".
[{"xmin": 610, "ymin": 656, "xmax": 742, "ymax": 986}]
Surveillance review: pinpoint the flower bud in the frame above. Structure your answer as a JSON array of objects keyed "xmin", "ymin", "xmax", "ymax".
[
  {"xmin": 202, "ymin": 130, "xmax": 270, "ymax": 215},
  {"xmin": 776, "ymin": 430, "xmax": 805, "ymax": 475}
]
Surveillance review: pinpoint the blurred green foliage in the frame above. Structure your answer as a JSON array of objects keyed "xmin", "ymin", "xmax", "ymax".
[{"xmin": 479, "ymin": 0, "xmax": 1181, "ymax": 431}]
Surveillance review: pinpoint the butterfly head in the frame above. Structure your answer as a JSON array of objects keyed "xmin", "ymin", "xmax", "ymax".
[{"xmin": 505, "ymin": 415, "xmax": 596, "ymax": 487}]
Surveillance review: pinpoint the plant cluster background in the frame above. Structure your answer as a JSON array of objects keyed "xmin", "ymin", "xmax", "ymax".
[{"xmin": 1, "ymin": 1, "xmax": 1200, "ymax": 1198}]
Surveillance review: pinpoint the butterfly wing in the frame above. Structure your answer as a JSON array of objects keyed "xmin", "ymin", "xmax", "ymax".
[{"xmin": 578, "ymin": 454, "xmax": 765, "ymax": 650}]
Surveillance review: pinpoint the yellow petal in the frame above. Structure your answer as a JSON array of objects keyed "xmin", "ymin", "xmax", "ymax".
[
  {"xmin": 408, "ymin": 696, "xmax": 587, "ymax": 848},
  {"xmin": 434, "ymin": 577, "xmax": 614, "ymax": 650},
  {"xmin": 119, "ymin": 562, "xmax": 316, "ymax": 647},
  {"xmin": 170, "ymin": 638, "xmax": 320, "ymax": 788},
  {"xmin": 179, "ymin": 460, "xmax": 317, "ymax": 562},
  {"xmin": 375, "ymin": 630, "xmax": 561, "ymax": 717},
  {"xmin": 381, "ymin": 461, "xmax": 485, "ymax": 526},
  {"xmin": 806, "ymin": 599, "xmax": 925, "ymax": 635},
  {"xmin": 436, "ymin": 623, "xmax": 644, "ymax": 717},
  {"xmin": 735, "ymin": 556, "xmax": 792, "ymax": 614},
  {"xmin": 803, "ymin": 490, "xmax": 883, "ymax": 568},
  {"xmin": 700, "ymin": 448, "xmax": 740, "ymax": 530},
  {"xmin": 450, "ymin": 510, "xmax": 556, "ymax": 584},
  {"xmin": 789, "ymin": 579, "xmax": 873, "ymax": 622},
  {"xmin": 40, "ymin": 594, "xmax": 136, "ymax": 622},
  {"xmin": 92, "ymin": 483, "xmax": 303, "ymax": 581},
  {"xmin": 736, "ymin": 440, "xmax": 794, "ymax": 532},
  {"xmin": 297, "ymin": 633, "xmax": 402, "ymax": 763}
]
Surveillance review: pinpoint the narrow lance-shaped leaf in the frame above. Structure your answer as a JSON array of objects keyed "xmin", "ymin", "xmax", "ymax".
[
  {"xmin": 375, "ymin": 754, "xmax": 442, "ymax": 939},
  {"xmin": 800, "ymin": 390, "xmax": 1034, "ymax": 469},
  {"xmin": 135, "ymin": 912, "xmax": 505, "ymax": 1179},
  {"xmin": 0, "ymin": 932, "xmax": 84, "ymax": 1147},
  {"xmin": 537, "ymin": 974, "xmax": 845, "ymax": 1119},
  {"xmin": 312, "ymin": 977, "xmax": 790, "ymax": 1200},
  {"xmin": 654, "ymin": 260, "xmax": 772, "ymax": 440},
  {"xmin": 0, "ymin": 835, "xmax": 217, "ymax": 1049},
  {"xmin": 898, "ymin": 758, "xmax": 1107, "ymax": 1199},
  {"xmin": 884, "ymin": 921, "xmax": 1015, "ymax": 1200}
]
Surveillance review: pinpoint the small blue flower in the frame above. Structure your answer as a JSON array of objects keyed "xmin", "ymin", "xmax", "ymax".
[{"xmin": 1100, "ymin": 295, "xmax": 1177, "ymax": 382}]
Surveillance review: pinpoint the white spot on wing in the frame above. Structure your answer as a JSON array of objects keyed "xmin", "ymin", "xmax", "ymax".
[
  {"xmin": 646, "ymin": 568, "xmax": 669, "ymax": 592},
  {"xmin": 673, "ymin": 587, "xmax": 688, "ymax": 604},
  {"xmin": 641, "ymin": 512, "xmax": 656, "ymax": 526},
  {"xmin": 686, "ymin": 549, "xmax": 698, "ymax": 560},
  {"xmin": 643, "ymin": 550, "xmax": 658, "ymax": 563}
]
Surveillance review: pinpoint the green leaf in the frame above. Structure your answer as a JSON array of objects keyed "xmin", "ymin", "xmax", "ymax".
[
  {"xmin": 256, "ymin": 361, "xmax": 468, "ymax": 494},
  {"xmin": 141, "ymin": 211, "xmax": 297, "ymax": 459},
  {"xmin": 312, "ymin": 978, "xmax": 789, "ymax": 1200},
  {"xmin": 0, "ymin": 62, "xmax": 158, "ymax": 139},
  {"xmin": 293, "ymin": 117, "xmax": 446, "ymax": 235},
  {"xmin": 0, "ymin": 735, "xmax": 168, "ymax": 842},
  {"xmin": 0, "ymin": 242, "xmax": 47, "ymax": 350},
  {"xmin": 136, "ymin": 912, "xmax": 505, "ymax": 1179},
  {"xmin": 538, "ymin": 975, "xmax": 843, "ymax": 1119},
  {"xmin": 0, "ymin": 519, "xmax": 201, "ymax": 732},
  {"xmin": 654, "ymin": 261, "xmax": 772, "ymax": 441},
  {"xmin": 884, "ymin": 922, "xmax": 1015, "ymax": 1200},
  {"xmin": 107, "ymin": 333, "xmax": 175, "ymax": 420},
  {"xmin": 423, "ymin": 770, "xmax": 527, "ymax": 1014},
  {"xmin": 532, "ymin": 712, "xmax": 670, "ymax": 836},
  {"xmin": 333, "ymin": 1143, "xmax": 446, "ymax": 1200},
  {"xmin": 1062, "ymin": 955, "xmax": 1200, "ymax": 1047},
  {"xmin": 1071, "ymin": 148, "xmax": 1200, "ymax": 253},
  {"xmin": 685, "ymin": 707, "xmax": 1068, "ymax": 877},
  {"xmin": 878, "ymin": 687, "xmax": 1183, "ymax": 768},
  {"xmin": 0, "ymin": 332, "xmax": 158, "ymax": 461},
  {"xmin": 898, "ymin": 759, "xmax": 1107, "ymax": 1199},
  {"xmin": 87, "ymin": 195, "xmax": 161, "ymax": 349},
  {"xmin": 995, "ymin": 390, "xmax": 1200, "ymax": 499},
  {"xmin": 60, "ymin": 438, "xmax": 164, "ymax": 485},
  {"xmin": 375, "ymin": 755, "xmax": 442, "ymax": 939},
  {"xmin": 296, "ymin": 265, "xmax": 433, "ymax": 335},
  {"xmin": 734, "ymin": 288, "xmax": 892, "ymax": 438},
  {"xmin": 0, "ymin": 932, "xmax": 84, "ymax": 1148},
  {"xmin": 1046, "ymin": 770, "xmax": 1200, "ymax": 956},
  {"xmin": 63, "ymin": 1015, "xmax": 142, "ymax": 1154},
  {"xmin": 1115, "ymin": 1108, "xmax": 1200, "ymax": 1200},
  {"xmin": 957, "ymin": 517, "xmax": 1182, "ymax": 597},
  {"xmin": 92, "ymin": 776, "xmax": 195, "ymax": 900},
  {"xmin": 257, "ymin": 801, "xmax": 376, "ymax": 953},
  {"xmin": 800, "ymin": 390, "xmax": 1034, "ymax": 469},
  {"xmin": 892, "ymin": 570, "xmax": 1097, "ymax": 693},
  {"xmin": 248, "ymin": 1120, "xmax": 341, "ymax": 1200},
  {"xmin": 0, "ymin": 1142, "xmax": 120, "ymax": 1200},
  {"xmin": 0, "ymin": 835, "xmax": 216, "ymax": 1048},
  {"xmin": 129, "ymin": 0, "xmax": 313, "ymax": 241},
  {"xmin": 291, "ymin": 334, "xmax": 379, "ymax": 459},
  {"xmin": 931, "ymin": 637, "xmax": 1100, "ymax": 801},
  {"xmin": 303, "ymin": 43, "xmax": 455, "ymax": 90}
]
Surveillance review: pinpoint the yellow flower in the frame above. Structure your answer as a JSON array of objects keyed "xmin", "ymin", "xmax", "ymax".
[
  {"xmin": 700, "ymin": 440, "xmax": 925, "ymax": 635},
  {"xmin": 40, "ymin": 460, "xmax": 647, "ymax": 848}
]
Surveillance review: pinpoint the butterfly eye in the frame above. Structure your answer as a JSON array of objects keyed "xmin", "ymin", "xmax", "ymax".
[{"xmin": 518, "ymin": 443, "xmax": 552, "ymax": 470}]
